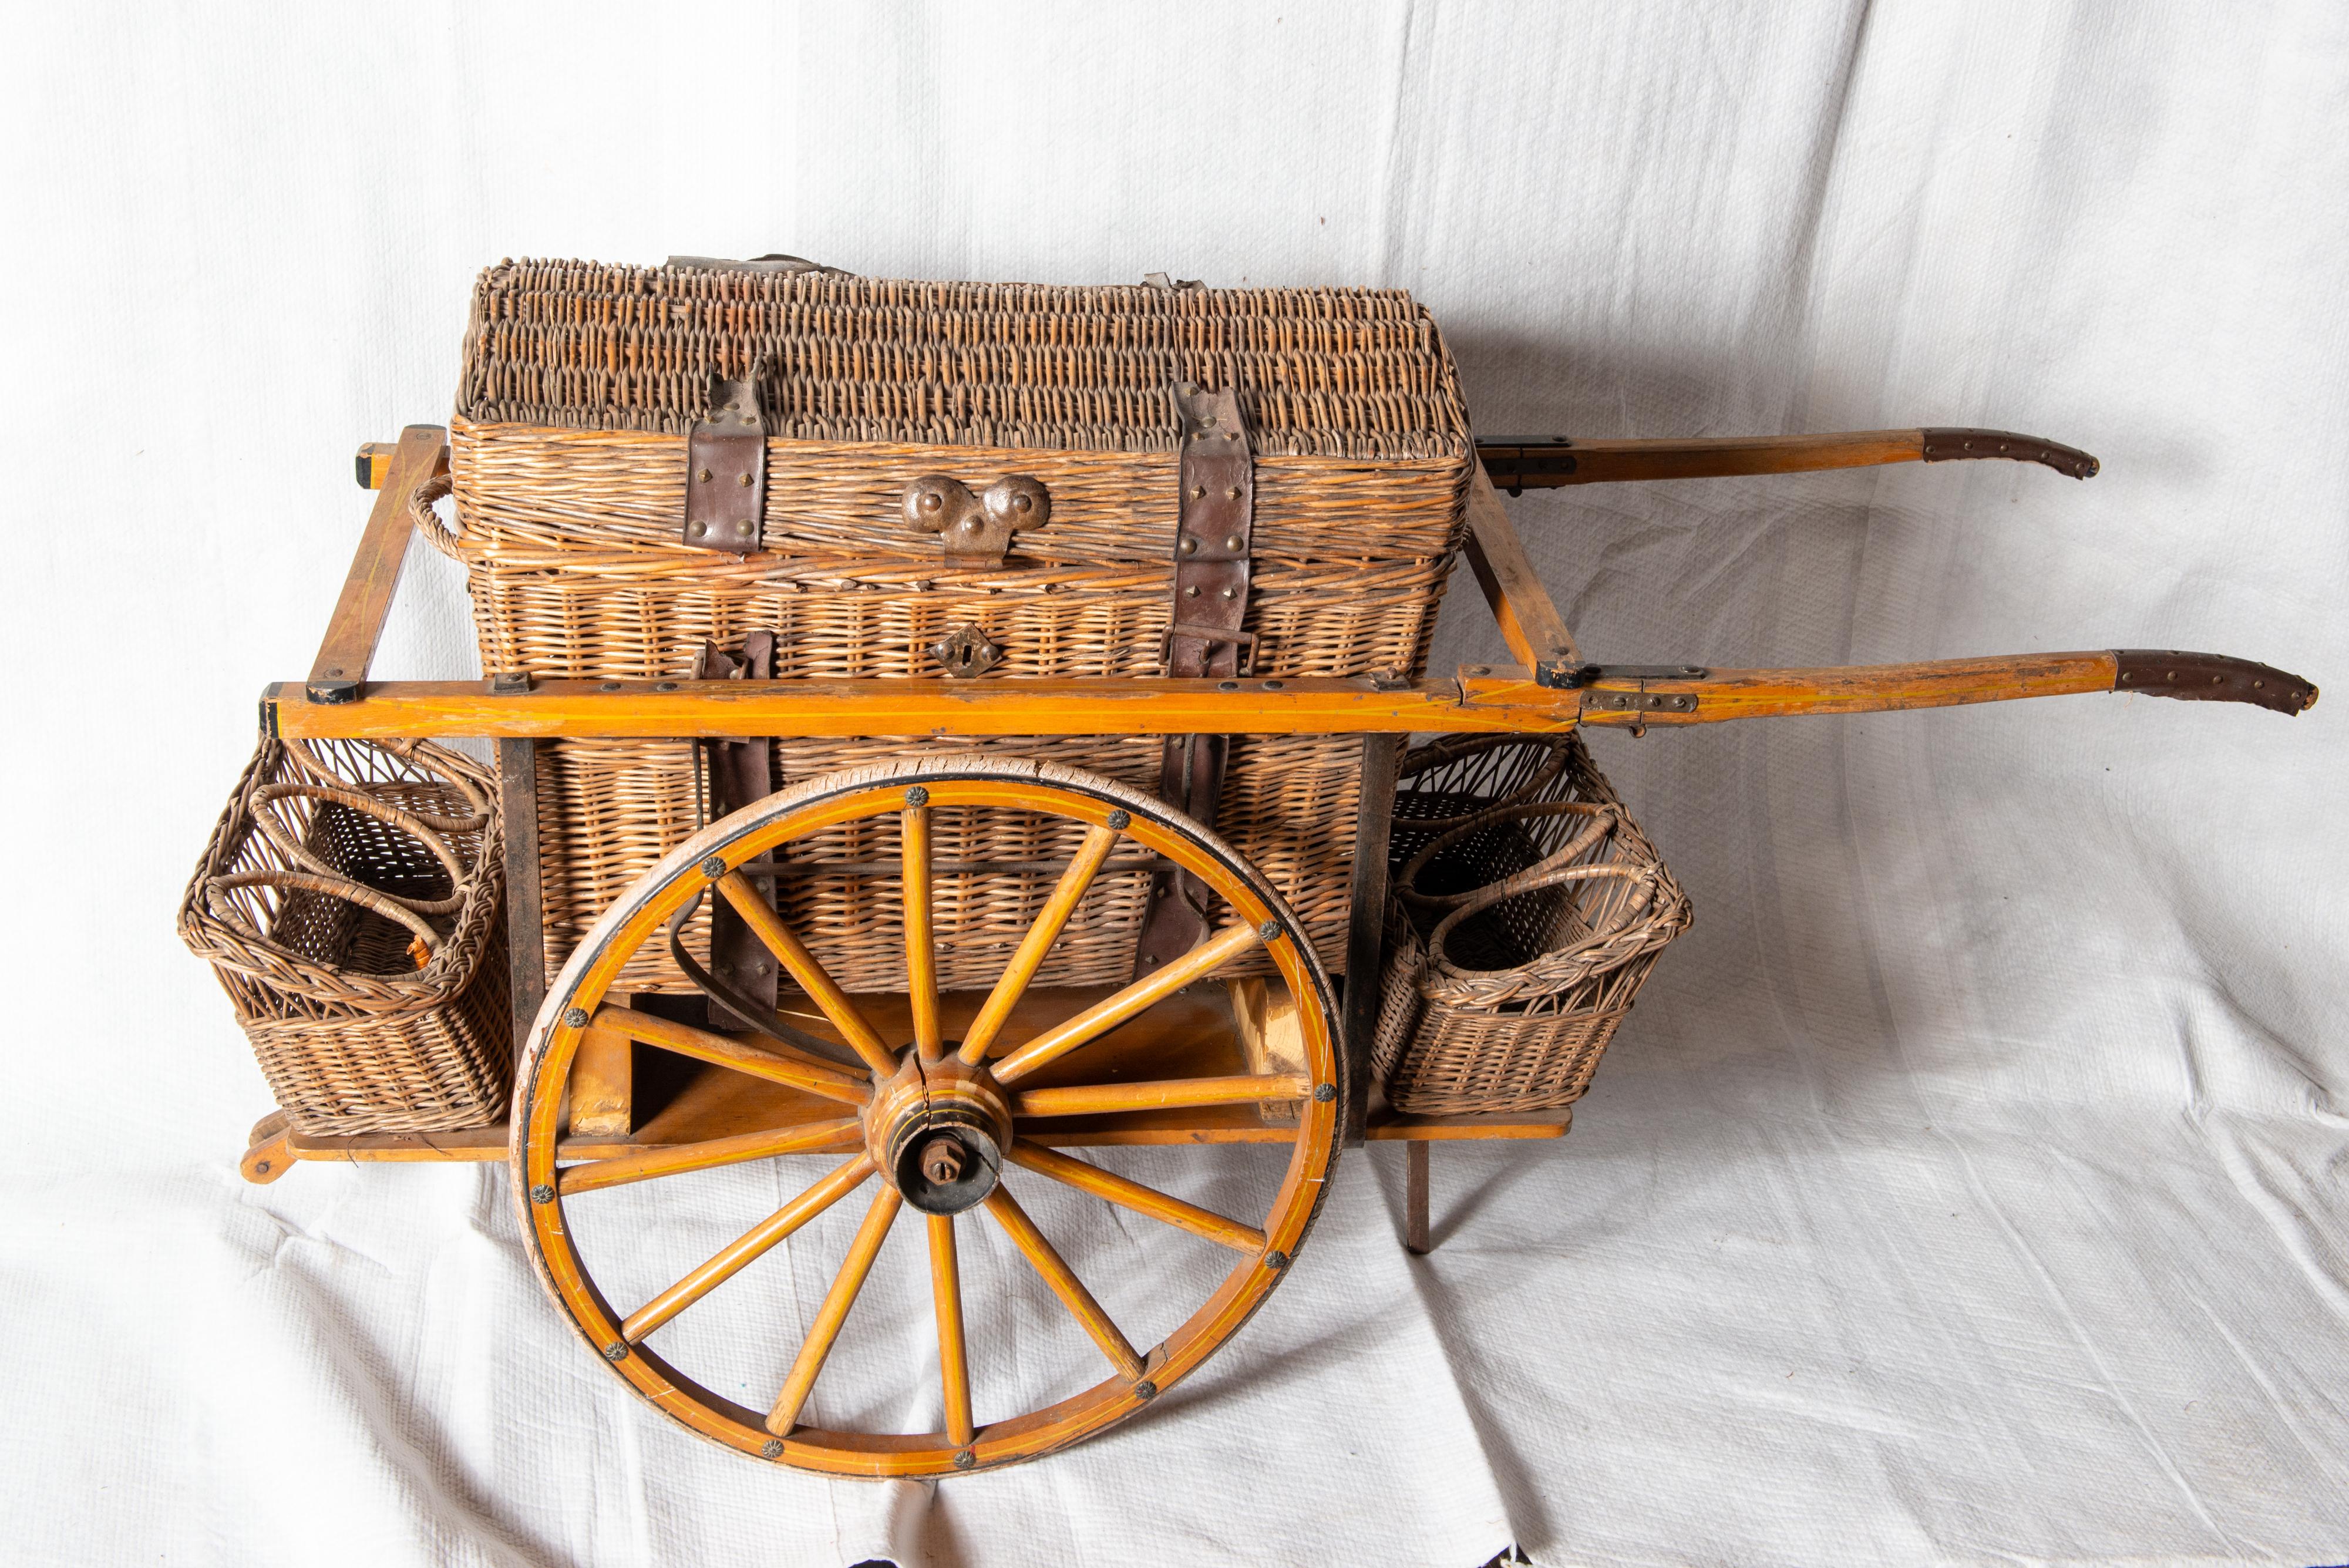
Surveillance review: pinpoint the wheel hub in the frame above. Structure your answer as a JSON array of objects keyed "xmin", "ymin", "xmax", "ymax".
[{"xmin": 866, "ymin": 1051, "xmax": 1012, "ymax": 1217}]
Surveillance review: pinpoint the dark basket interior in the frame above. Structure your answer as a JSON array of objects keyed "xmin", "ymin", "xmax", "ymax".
[
  {"xmin": 1391, "ymin": 736, "xmax": 1624, "ymax": 971},
  {"xmin": 232, "ymin": 743, "xmax": 485, "ymax": 979}
]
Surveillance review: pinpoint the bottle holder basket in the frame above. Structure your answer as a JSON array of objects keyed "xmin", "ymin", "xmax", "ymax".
[
  {"xmin": 179, "ymin": 736, "xmax": 510, "ymax": 1134},
  {"xmin": 1373, "ymin": 734, "xmax": 1691, "ymax": 1115}
]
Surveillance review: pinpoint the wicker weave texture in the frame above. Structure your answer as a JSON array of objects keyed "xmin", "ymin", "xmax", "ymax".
[
  {"xmin": 179, "ymin": 738, "xmax": 510, "ymax": 1135},
  {"xmin": 539, "ymin": 732, "xmax": 1361, "ymax": 994},
  {"xmin": 442, "ymin": 261, "xmax": 1467, "ymax": 994},
  {"xmin": 458, "ymin": 261, "xmax": 1471, "ymax": 459},
  {"xmin": 1373, "ymin": 735, "xmax": 1691, "ymax": 1116}
]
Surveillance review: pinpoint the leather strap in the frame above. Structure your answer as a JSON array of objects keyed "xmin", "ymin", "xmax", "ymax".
[
  {"xmin": 1135, "ymin": 384, "xmax": 1254, "ymax": 976},
  {"xmin": 684, "ymin": 371, "xmax": 768, "ymax": 553},
  {"xmin": 696, "ymin": 632, "xmax": 779, "ymax": 1012}
]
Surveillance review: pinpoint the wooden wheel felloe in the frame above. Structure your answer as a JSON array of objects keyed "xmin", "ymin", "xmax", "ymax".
[{"xmin": 511, "ymin": 756, "xmax": 1343, "ymax": 1477}]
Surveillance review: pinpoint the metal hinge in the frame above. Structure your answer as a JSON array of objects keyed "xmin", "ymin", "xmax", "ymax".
[
  {"xmin": 1562, "ymin": 664, "xmax": 1711, "ymax": 716},
  {"xmin": 1536, "ymin": 661, "xmax": 1709, "ymax": 691}
]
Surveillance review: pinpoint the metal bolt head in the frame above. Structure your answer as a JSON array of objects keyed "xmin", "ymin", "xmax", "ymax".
[
  {"xmin": 530, "ymin": 1183, "xmax": 556, "ymax": 1204},
  {"xmin": 1106, "ymin": 809, "xmax": 1130, "ymax": 830},
  {"xmin": 920, "ymin": 490, "xmax": 943, "ymax": 513},
  {"xmin": 1226, "ymin": 486, "xmax": 1241, "ymax": 500},
  {"xmin": 734, "ymin": 519, "xmax": 752, "ymax": 537},
  {"xmin": 1258, "ymin": 919, "xmax": 1282, "ymax": 941},
  {"xmin": 1178, "ymin": 536, "xmax": 1199, "ymax": 556},
  {"xmin": 1264, "ymin": 1250, "xmax": 1289, "ymax": 1270},
  {"xmin": 1184, "ymin": 585, "xmax": 1200, "ymax": 597},
  {"xmin": 737, "ymin": 472, "xmax": 752, "ymax": 487},
  {"xmin": 698, "ymin": 467, "xmax": 713, "ymax": 482},
  {"xmin": 906, "ymin": 785, "xmax": 930, "ymax": 807},
  {"xmin": 1132, "ymin": 1380, "xmax": 1158, "ymax": 1401},
  {"xmin": 1314, "ymin": 1082, "xmax": 1337, "ymax": 1103},
  {"xmin": 762, "ymin": 1439, "xmax": 785, "ymax": 1460},
  {"xmin": 603, "ymin": 1342, "xmax": 629, "ymax": 1361},
  {"xmin": 1220, "ymin": 587, "xmax": 1235, "ymax": 598},
  {"xmin": 253, "ymin": 1159, "xmax": 271, "ymax": 1175},
  {"xmin": 1190, "ymin": 485, "xmax": 1206, "ymax": 500},
  {"xmin": 562, "ymin": 1007, "xmax": 590, "ymax": 1029},
  {"xmin": 701, "ymin": 854, "xmax": 728, "ymax": 879},
  {"xmin": 953, "ymin": 1448, "xmax": 976, "ymax": 1470},
  {"xmin": 918, "ymin": 1136, "xmax": 966, "ymax": 1185},
  {"xmin": 1224, "ymin": 534, "xmax": 1242, "ymax": 550},
  {"xmin": 1011, "ymin": 492, "xmax": 1032, "ymax": 513},
  {"xmin": 689, "ymin": 520, "xmax": 707, "ymax": 537}
]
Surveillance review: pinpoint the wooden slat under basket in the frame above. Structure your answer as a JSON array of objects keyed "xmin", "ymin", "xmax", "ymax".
[
  {"xmin": 179, "ymin": 738, "xmax": 509, "ymax": 1135},
  {"xmin": 1372, "ymin": 735, "xmax": 1691, "ymax": 1116}
]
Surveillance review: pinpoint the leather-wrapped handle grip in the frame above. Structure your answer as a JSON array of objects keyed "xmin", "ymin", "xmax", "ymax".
[
  {"xmin": 1920, "ymin": 428, "xmax": 2099, "ymax": 479},
  {"xmin": 2112, "ymin": 650, "xmax": 2318, "ymax": 715},
  {"xmin": 1568, "ymin": 649, "xmax": 2318, "ymax": 728}
]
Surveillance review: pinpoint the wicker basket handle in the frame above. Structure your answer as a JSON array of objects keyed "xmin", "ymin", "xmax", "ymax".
[
  {"xmin": 206, "ymin": 869, "xmax": 444, "ymax": 965},
  {"xmin": 247, "ymin": 782, "xmax": 474, "ymax": 916},
  {"xmin": 1423, "ymin": 859, "xmax": 1660, "ymax": 982},
  {"xmin": 1397, "ymin": 800, "xmax": 1617, "ymax": 912},
  {"xmin": 281, "ymin": 738, "xmax": 491, "ymax": 834},
  {"xmin": 406, "ymin": 470, "xmax": 463, "ymax": 561}
]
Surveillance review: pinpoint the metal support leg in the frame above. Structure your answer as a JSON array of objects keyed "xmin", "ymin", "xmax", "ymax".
[
  {"xmin": 1341, "ymin": 733, "xmax": 1401, "ymax": 1144},
  {"xmin": 499, "ymin": 738, "xmax": 547, "ymax": 1059},
  {"xmin": 1405, "ymin": 1140, "xmax": 1431, "ymax": 1254}
]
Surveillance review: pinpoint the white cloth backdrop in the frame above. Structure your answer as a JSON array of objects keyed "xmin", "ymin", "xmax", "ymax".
[{"xmin": 3, "ymin": 3, "xmax": 2344, "ymax": 1563}]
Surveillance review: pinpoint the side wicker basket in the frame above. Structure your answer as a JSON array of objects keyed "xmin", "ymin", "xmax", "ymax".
[
  {"xmin": 179, "ymin": 737, "xmax": 510, "ymax": 1135},
  {"xmin": 1372, "ymin": 734, "xmax": 1691, "ymax": 1116}
]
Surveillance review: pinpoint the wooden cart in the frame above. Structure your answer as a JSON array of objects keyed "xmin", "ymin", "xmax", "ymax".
[{"xmin": 235, "ymin": 396, "xmax": 2311, "ymax": 1478}]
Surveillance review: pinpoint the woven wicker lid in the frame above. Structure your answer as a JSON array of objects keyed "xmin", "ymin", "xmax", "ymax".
[{"xmin": 457, "ymin": 258, "xmax": 1471, "ymax": 461}]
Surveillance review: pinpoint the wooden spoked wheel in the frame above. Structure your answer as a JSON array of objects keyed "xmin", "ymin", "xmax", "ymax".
[{"xmin": 511, "ymin": 756, "xmax": 1344, "ymax": 1477}]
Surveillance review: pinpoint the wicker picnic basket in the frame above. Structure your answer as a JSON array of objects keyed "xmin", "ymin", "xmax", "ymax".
[
  {"xmin": 1373, "ymin": 733, "xmax": 1691, "ymax": 1115},
  {"xmin": 179, "ymin": 737, "xmax": 509, "ymax": 1134},
  {"xmin": 425, "ymin": 258, "xmax": 1473, "ymax": 995}
]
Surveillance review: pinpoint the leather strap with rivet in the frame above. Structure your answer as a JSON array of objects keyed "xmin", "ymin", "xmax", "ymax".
[
  {"xmin": 695, "ymin": 631, "xmax": 778, "ymax": 1017},
  {"xmin": 1134, "ymin": 382, "xmax": 1255, "ymax": 977},
  {"xmin": 683, "ymin": 369, "xmax": 768, "ymax": 553}
]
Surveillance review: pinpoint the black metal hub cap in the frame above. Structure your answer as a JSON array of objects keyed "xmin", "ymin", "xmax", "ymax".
[{"xmin": 888, "ymin": 1112, "xmax": 1003, "ymax": 1216}]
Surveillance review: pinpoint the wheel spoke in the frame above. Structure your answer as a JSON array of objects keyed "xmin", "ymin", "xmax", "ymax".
[
  {"xmin": 593, "ymin": 1004, "xmax": 870, "ymax": 1106},
  {"xmin": 989, "ymin": 920, "xmax": 1265, "ymax": 1085},
  {"xmin": 1012, "ymin": 1074, "xmax": 1311, "ymax": 1119},
  {"xmin": 560, "ymin": 1118, "xmax": 863, "ymax": 1196},
  {"xmin": 957, "ymin": 823, "xmax": 1120, "ymax": 1065},
  {"xmin": 1007, "ymin": 1140, "xmax": 1266, "ymax": 1253},
  {"xmin": 767, "ymin": 1184, "xmax": 905, "ymax": 1435},
  {"xmin": 902, "ymin": 803, "xmax": 943, "ymax": 1062},
  {"xmin": 982, "ymin": 1186, "xmax": 1143, "ymax": 1380},
  {"xmin": 621, "ymin": 1153, "xmax": 874, "ymax": 1342},
  {"xmin": 929, "ymin": 1215, "xmax": 974, "ymax": 1446},
  {"xmin": 717, "ymin": 870, "xmax": 898, "ymax": 1077}
]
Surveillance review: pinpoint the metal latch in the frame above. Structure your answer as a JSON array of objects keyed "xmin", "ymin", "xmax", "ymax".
[
  {"xmin": 902, "ymin": 475, "xmax": 1052, "ymax": 568},
  {"xmin": 930, "ymin": 623, "xmax": 1005, "ymax": 678}
]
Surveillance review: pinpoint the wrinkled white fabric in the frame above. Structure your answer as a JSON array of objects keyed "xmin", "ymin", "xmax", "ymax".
[{"xmin": 2, "ymin": 2, "xmax": 2343, "ymax": 1563}]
